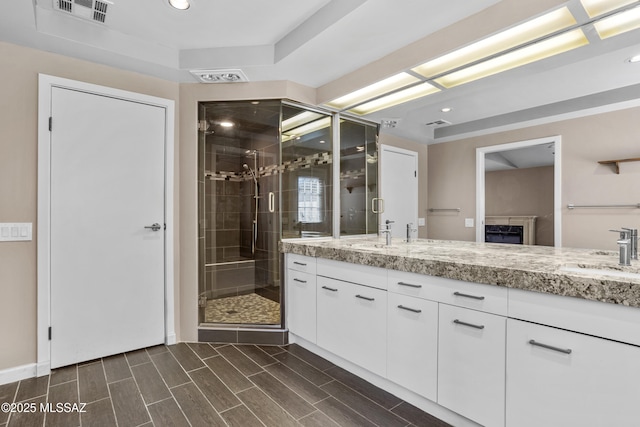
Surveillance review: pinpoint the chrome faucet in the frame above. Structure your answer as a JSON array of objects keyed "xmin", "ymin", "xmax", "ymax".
[
  {"xmin": 610, "ymin": 229, "xmax": 632, "ymax": 266},
  {"xmin": 622, "ymin": 228, "xmax": 638, "ymax": 260},
  {"xmin": 380, "ymin": 220, "xmax": 394, "ymax": 246},
  {"xmin": 406, "ymin": 223, "xmax": 417, "ymax": 243}
]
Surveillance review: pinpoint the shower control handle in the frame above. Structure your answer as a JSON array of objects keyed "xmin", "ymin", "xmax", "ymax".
[{"xmin": 144, "ymin": 223, "xmax": 162, "ymax": 231}]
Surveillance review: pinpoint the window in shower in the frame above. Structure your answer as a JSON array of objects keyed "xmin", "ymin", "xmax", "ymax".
[{"xmin": 297, "ymin": 176, "xmax": 323, "ymax": 223}]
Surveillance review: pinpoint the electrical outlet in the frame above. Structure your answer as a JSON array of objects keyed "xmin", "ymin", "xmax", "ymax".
[
  {"xmin": 418, "ymin": 217, "xmax": 425, "ymax": 226},
  {"xmin": 465, "ymin": 218, "xmax": 474, "ymax": 228}
]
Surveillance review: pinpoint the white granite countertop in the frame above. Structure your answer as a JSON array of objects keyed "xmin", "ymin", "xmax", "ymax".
[{"xmin": 280, "ymin": 237, "xmax": 640, "ymax": 308}]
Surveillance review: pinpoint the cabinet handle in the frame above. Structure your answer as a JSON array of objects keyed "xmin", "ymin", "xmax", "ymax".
[
  {"xmin": 453, "ymin": 319, "xmax": 485, "ymax": 329},
  {"xmin": 398, "ymin": 281, "xmax": 422, "ymax": 288},
  {"xmin": 398, "ymin": 305, "xmax": 422, "ymax": 313},
  {"xmin": 529, "ymin": 339, "xmax": 572, "ymax": 354},
  {"xmin": 453, "ymin": 291, "xmax": 485, "ymax": 300},
  {"xmin": 321, "ymin": 286, "xmax": 338, "ymax": 292},
  {"xmin": 293, "ymin": 278, "xmax": 307, "ymax": 284},
  {"xmin": 293, "ymin": 261, "xmax": 307, "ymax": 266},
  {"xmin": 356, "ymin": 294, "xmax": 375, "ymax": 301}
]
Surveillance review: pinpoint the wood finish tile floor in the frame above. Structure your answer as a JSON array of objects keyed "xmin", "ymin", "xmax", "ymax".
[{"xmin": 0, "ymin": 343, "xmax": 451, "ymax": 427}]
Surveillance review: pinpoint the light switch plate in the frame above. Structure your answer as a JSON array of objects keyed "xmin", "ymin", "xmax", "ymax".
[
  {"xmin": 418, "ymin": 217, "xmax": 425, "ymax": 226},
  {"xmin": 0, "ymin": 223, "xmax": 32, "ymax": 242},
  {"xmin": 465, "ymin": 218, "xmax": 474, "ymax": 228}
]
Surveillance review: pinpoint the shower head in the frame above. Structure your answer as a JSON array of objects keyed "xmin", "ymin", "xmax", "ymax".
[{"xmin": 243, "ymin": 163, "xmax": 258, "ymax": 184}]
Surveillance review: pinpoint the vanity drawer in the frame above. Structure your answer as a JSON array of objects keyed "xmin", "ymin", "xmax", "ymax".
[
  {"xmin": 286, "ymin": 254, "xmax": 316, "ymax": 274},
  {"xmin": 388, "ymin": 270, "xmax": 508, "ymax": 316},
  {"xmin": 317, "ymin": 258, "xmax": 387, "ymax": 290}
]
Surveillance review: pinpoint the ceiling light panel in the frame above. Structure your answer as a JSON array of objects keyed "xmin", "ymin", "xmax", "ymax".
[
  {"xmin": 434, "ymin": 29, "xmax": 589, "ymax": 88},
  {"xmin": 282, "ymin": 111, "xmax": 324, "ymax": 132},
  {"xmin": 412, "ymin": 7, "xmax": 577, "ymax": 79},
  {"xmin": 282, "ymin": 117, "xmax": 332, "ymax": 142},
  {"xmin": 347, "ymin": 82, "xmax": 440, "ymax": 115},
  {"xmin": 325, "ymin": 73, "xmax": 420, "ymax": 110},
  {"xmin": 580, "ymin": 0, "xmax": 637, "ymax": 18},
  {"xmin": 593, "ymin": 5, "xmax": 640, "ymax": 38}
]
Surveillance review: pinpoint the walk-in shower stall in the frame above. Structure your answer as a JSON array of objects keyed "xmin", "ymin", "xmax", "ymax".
[{"xmin": 197, "ymin": 100, "xmax": 337, "ymax": 336}]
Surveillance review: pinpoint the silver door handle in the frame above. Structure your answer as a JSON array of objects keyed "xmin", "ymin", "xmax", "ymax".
[
  {"xmin": 144, "ymin": 223, "xmax": 162, "ymax": 231},
  {"xmin": 371, "ymin": 197, "xmax": 384, "ymax": 214},
  {"xmin": 529, "ymin": 339, "xmax": 572, "ymax": 354},
  {"xmin": 268, "ymin": 192, "xmax": 275, "ymax": 213},
  {"xmin": 453, "ymin": 319, "xmax": 485, "ymax": 329},
  {"xmin": 453, "ymin": 291, "xmax": 485, "ymax": 300}
]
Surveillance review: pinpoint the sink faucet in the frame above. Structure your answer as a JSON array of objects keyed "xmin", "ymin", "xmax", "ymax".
[
  {"xmin": 380, "ymin": 220, "xmax": 394, "ymax": 246},
  {"xmin": 610, "ymin": 229, "xmax": 632, "ymax": 266},
  {"xmin": 622, "ymin": 228, "xmax": 638, "ymax": 260},
  {"xmin": 406, "ymin": 223, "xmax": 417, "ymax": 243}
]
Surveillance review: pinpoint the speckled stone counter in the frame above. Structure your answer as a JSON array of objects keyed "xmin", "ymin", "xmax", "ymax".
[{"xmin": 280, "ymin": 237, "xmax": 640, "ymax": 308}]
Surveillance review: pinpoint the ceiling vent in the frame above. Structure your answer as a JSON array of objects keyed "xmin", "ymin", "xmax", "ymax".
[
  {"xmin": 53, "ymin": 0, "xmax": 112, "ymax": 24},
  {"xmin": 190, "ymin": 69, "xmax": 249, "ymax": 84},
  {"xmin": 425, "ymin": 119, "xmax": 452, "ymax": 127}
]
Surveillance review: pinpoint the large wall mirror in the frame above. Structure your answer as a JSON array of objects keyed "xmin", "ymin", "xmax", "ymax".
[{"xmin": 476, "ymin": 136, "xmax": 562, "ymax": 247}]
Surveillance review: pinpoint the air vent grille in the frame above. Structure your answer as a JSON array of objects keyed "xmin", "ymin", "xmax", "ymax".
[
  {"xmin": 54, "ymin": 0, "xmax": 112, "ymax": 24},
  {"xmin": 425, "ymin": 119, "xmax": 451, "ymax": 127}
]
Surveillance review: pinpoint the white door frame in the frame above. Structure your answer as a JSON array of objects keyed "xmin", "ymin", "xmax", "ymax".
[
  {"xmin": 36, "ymin": 74, "xmax": 176, "ymax": 376},
  {"xmin": 379, "ymin": 144, "xmax": 419, "ymax": 237},
  {"xmin": 475, "ymin": 136, "xmax": 562, "ymax": 247}
]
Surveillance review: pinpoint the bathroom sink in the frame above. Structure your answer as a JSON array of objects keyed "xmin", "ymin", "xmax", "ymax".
[{"xmin": 559, "ymin": 264, "xmax": 640, "ymax": 280}]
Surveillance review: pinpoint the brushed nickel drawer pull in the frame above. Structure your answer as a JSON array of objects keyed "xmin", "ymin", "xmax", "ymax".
[
  {"xmin": 293, "ymin": 278, "xmax": 307, "ymax": 283},
  {"xmin": 356, "ymin": 294, "xmax": 375, "ymax": 301},
  {"xmin": 453, "ymin": 291, "xmax": 485, "ymax": 300},
  {"xmin": 529, "ymin": 339, "xmax": 572, "ymax": 354},
  {"xmin": 321, "ymin": 286, "xmax": 338, "ymax": 292},
  {"xmin": 398, "ymin": 305, "xmax": 422, "ymax": 313},
  {"xmin": 453, "ymin": 319, "xmax": 485, "ymax": 329},
  {"xmin": 398, "ymin": 281, "xmax": 422, "ymax": 288},
  {"xmin": 293, "ymin": 261, "xmax": 307, "ymax": 266}
]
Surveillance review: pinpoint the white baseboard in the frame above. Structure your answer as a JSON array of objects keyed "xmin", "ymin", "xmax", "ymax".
[
  {"xmin": 165, "ymin": 333, "xmax": 177, "ymax": 345},
  {"xmin": 0, "ymin": 363, "xmax": 37, "ymax": 386}
]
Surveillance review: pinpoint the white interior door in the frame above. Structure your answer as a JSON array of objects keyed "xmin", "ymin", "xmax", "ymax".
[
  {"xmin": 380, "ymin": 145, "xmax": 418, "ymax": 239},
  {"xmin": 50, "ymin": 87, "xmax": 166, "ymax": 368}
]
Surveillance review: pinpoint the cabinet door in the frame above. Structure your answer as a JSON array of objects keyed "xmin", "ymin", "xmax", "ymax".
[
  {"xmin": 506, "ymin": 319, "xmax": 640, "ymax": 427},
  {"xmin": 387, "ymin": 293, "xmax": 438, "ymax": 401},
  {"xmin": 317, "ymin": 277, "xmax": 387, "ymax": 376},
  {"xmin": 286, "ymin": 269, "xmax": 316, "ymax": 343},
  {"xmin": 438, "ymin": 304, "xmax": 506, "ymax": 427}
]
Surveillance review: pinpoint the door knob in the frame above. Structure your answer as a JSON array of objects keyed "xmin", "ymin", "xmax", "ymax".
[{"xmin": 144, "ymin": 223, "xmax": 162, "ymax": 231}]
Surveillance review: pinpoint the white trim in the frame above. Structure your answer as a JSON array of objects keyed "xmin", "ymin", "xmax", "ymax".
[
  {"xmin": 332, "ymin": 113, "xmax": 341, "ymax": 238},
  {"xmin": 0, "ymin": 363, "xmax": 37, "ymax": 386},
  {"xmin": 475, "ymin": 136, "xmax": 562, "ymax": 247},
  {"xmin": 37, "ymin": 74, "xmax": 176, "ymax": 377}
]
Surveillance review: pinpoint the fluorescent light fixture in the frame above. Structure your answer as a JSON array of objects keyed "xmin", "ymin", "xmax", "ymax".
[
  {"xmin": 282, "ymin": 117, "xmax": 332, "ymax": 142},
  {"xmin": 434, "ymin": 29, "xmax": 589, "ymax": 88},
  {"xmin": 282, "ymin": 111, "xmax": 324, "ymax": 132},
  {"xmin": 325, "ymin": 73, "xmax": 420, "ymax": 110},
  {"xmin": 169, "ymin": 0, "xmax": 190, "ymax": 10},
  {"xmin": 593, "ymin": 5, "xmax": 640, "ymax": 39},
  {"xmin": 412, "ymin": 7, "xmax": 577, "ymax": 78},
  {"xmin": 347, "ymin": 82, "xmax": 440, "ymax": 115},
  {"xmin": 580, "ymin": 0, "xmax": 637, "ymax": 18}
]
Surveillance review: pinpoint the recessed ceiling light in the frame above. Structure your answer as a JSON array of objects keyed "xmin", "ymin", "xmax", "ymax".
[
  {"xmin": 347, "ymin": 82, "xmax": 440, "ymax": 115},
  {"xmin": 220, "ymin": 121, "xmax": 234, "ymax": 128},
  {"xmin": 627, "ymin": 54, "xmax": 640, "ymax": 63},
  {"xmin": 412, "ymin": 7, "xmax": 577, "ymax": 79},
  {"xmin": 168, "ymin": 0, "xmax": 190, "ymax": 10},
  {"xmin": 580, "ymin": 0, "xmax": 637, "ymax": 18},
  {"xmin": 325, "ymin": 73, "xmax": 420, "ymax": 110},
  {"xmin": 441, "ymin": 107, "xmax": 453, "ymax": 113},
  {"xmin": 319, "ymin": 140, "xmax": 326, "ymax": 144},
  {"xmin": 435, "ymin": 29, "xmax": 589, "ymax": 88},
  {"xmin": 593, "ymin": 5, "xmax": 640, "ymax": 39}
]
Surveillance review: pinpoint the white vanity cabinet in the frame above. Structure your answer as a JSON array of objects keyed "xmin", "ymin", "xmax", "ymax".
[
  {"xmin": 286, "ymin": 254, "xmax": 317, "ymax": 343},
  {"xmin": 506, "ymin": 319, "xmax": 640, "ymax": 427},
  {"xmin": 386, "ymin": 292, "xmax": 438, "ymax": 401},
  {"xmin": 317, "ymin": 276, "xmax": 388, "ymax": 376},
  {"xmin": 438, "ymin": 304, "xmax": 506, "ymax": 427}
]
